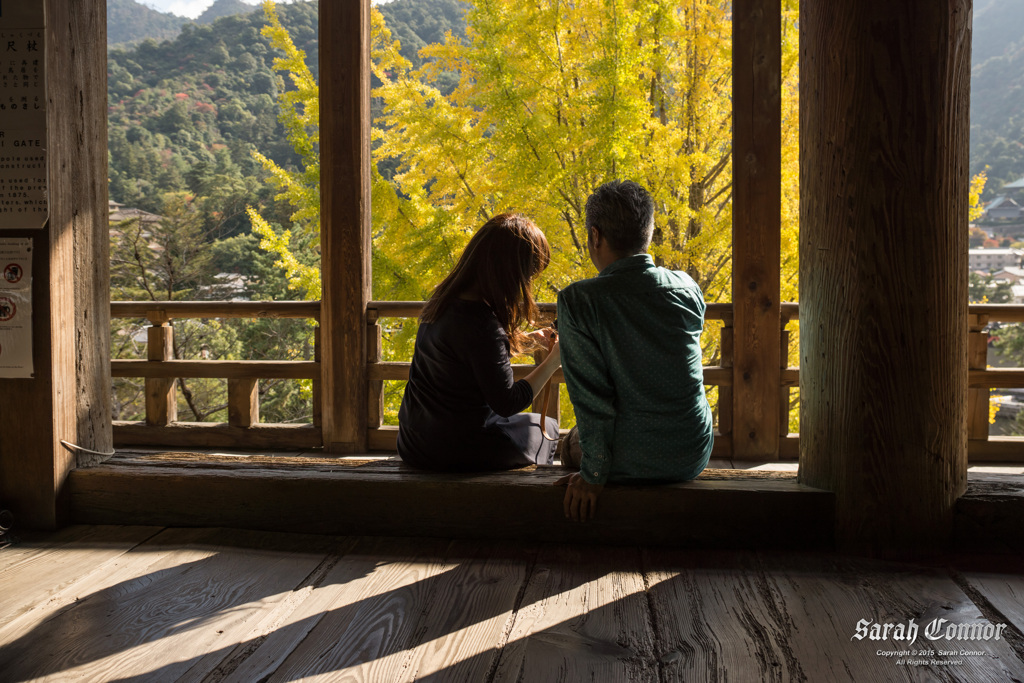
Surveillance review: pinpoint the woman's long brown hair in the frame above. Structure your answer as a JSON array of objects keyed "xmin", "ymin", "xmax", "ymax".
[{"xmin": 421, "ymin": 213, "xmax": 550, "ymax": 354}]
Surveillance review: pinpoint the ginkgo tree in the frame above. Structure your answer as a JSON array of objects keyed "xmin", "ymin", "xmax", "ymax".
[{"xmin": 250, "ymin": 0, "xmax": 803, "ymax": 423}]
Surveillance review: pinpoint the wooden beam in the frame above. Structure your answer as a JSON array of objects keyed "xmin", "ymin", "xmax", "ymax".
[
  {"xmin": 320, "ymin": 0, "xmax": 372, "ymax": 453},
  {"xmin": 112, "ymin": 422, "xmax": 322, "ymax": 450},
  {"xmin": 111, "ymin": 360, "xmax": 319, "ymax": 380},
  {"xmin": 732, "ymin": 0, "xmax": 782, "ymax": 460},
  {"xmin": 799, "ymin": 0, "xmax": 971, "ymax": 552},
  {"xmin": 67, "ymin": 460, "xmax": 835, "ymax": 549},
  {"xmin": 110, "ymin": 301, "xmax": 320, "ymax": 321},
  {"xmin": 228, "ymin": 379, "xmax": 260, "ymax": 428},
  {"xmin": 0, "ymin": 0, "xmax": 107, "ymax": 528}
]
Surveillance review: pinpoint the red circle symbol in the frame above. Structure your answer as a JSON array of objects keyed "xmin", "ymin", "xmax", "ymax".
[
  {"xmin": 3, "ymin": 264, "xmax": 23, "ymax": 284},
  {"xmin": 0, "ymin": 297, "xmax": 16, "ymax": 322}
]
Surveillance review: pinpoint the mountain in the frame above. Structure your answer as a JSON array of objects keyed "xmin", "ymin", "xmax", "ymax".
[
  {"xmin": 196, "ymin": 0, "xmax": 259, "ymax": 25},
  {"xmin": 971, "ymin": 0, "xmax": 1024, "ymax": 198},
  {"xmin": 107, "ymin": 0, "xmax": 188, "ymax": 46},
  {"xmin": 108, "ymin": 0, "xmax": 261, "ymax": 46}
]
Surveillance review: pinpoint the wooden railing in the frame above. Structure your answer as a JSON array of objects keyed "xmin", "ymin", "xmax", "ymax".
[
  {"xmin": 110, "ymin": 301, "xmax": 322, "ymax": 449},
  {"xmin": 109, "ymin": 300, "xmax": 1024, "ymax": 462},
  {"xmin": 364, "ymin": 300, "xmax": 802, "ymax": 457}
]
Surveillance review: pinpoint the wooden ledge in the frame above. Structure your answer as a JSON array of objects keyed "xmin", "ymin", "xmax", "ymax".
[
  {"xmin": 954, "ymin": 474, "xmax": 1024, "ymax": 552},
  {"xmin": 67, "ymin": 454, "xmax": 835, "ymax": 549}
]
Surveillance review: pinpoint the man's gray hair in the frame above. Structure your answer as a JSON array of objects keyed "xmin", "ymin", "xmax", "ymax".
[{"xmin": 584, "ymin": 180, "xmax": 655, "ymax": 255}]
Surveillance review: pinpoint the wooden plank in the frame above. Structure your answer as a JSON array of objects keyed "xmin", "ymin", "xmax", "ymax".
[
  {"xmin": 113, "ymin": 422, "xmax": 322, "ymax": 449},
  {"xmin": 647, "ymin": 550, "xmax": 1024, "ymax": 681},
  {"xmin": 319, "ymin": 0, "xmax": 371, "ymax": 453},
  {"xmin": 955, "ymin": 478, "xmax": 1024, "ymax": 552},
  {"xmin": 731, "ymin": 0, "xmax": 782, "ymax": 461},
  {"xmin": 228, "ymin": 378, "xmax": 260, "ymax": 428},
  {"xmin": 0, "ymin": 525, "xmax": 160, "ymax": 632},
  {"xmin": 253, "ymin": 537, "xmax": 452, "ymax": 681},
  {"xmin": 958, "ymin": 566, "xmax": 1024, "ymax": 641},
  {"xmin": 754, "ymin": 553, "xmax": 1024, "ymax": 681},
  {"xmin": 112, "ymin": 359, "xmax": 319, "ymax": 380},
  {"xmin": 969, "ymin": 437, "xmax": 1024, "ymax": 463},
  {"xmin": 368, "ymin": 361, "xmax": 732, "ymax": 386},
  {"xmin": 970, "ymin": 304, "xmax": 1024, "ymax": 323},
  {"xmin": 644, "ymin": 549, "xmax": 802, "ymax": 681},
  {"xmin": 492, "ymin": 545, "xmax": 656, "ymax": 682},
  {"xmin": 67, "ymin": 462, "xmax": 833, "ymax": 548},
  {"xmin": 368, "ymin": 300, "xmax": 737, "ymax": 322},
  {"xmin": 718, "ymin": 323, "xmax": 734, "ymax": 437},
  {"xmin": 0, "ymin": 527, "xmax": 338, "ymax": 682},
  {"xmin": 970, "ymin": 368, "xmax": 1024, "ymax": 388},
  {"xmin": 394, "ymin": 541, "xmax": 532, "ymax": 682},
  {"xmin": 110, "ymin": 300, "xmax": 321, "ymax": 321}
]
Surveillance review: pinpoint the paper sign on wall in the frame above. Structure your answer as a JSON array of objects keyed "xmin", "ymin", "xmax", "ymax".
[
  {"xmin": 0, "ymin": 237, "xmax": 32, "ymax": 377},
  {"xmin": 0, "ymin": 1, "xmax": 47, "ymax": 230}
]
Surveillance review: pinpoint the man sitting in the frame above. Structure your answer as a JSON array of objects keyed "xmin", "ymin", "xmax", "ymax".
[{"xmin": 555, "ymin": 180, "xmax": 714, "ymax": 521}]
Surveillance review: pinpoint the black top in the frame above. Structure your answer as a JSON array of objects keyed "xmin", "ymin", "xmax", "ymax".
[{"xmin": 397, "ymin": 299, "xmax": 535, "ymax": 469}]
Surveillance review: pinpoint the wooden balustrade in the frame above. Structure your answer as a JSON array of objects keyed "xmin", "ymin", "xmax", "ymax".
[
  {"xmin": 109, "ymin": 300, "xmax": 1024, "ymax": 462},
  {"xmin": 110, "ymin": 301, "xmax": 322, "ymax": 450}
]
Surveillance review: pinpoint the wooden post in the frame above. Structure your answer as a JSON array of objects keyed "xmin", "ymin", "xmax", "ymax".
[
  {"xmin": 145, "ymin": 318, "xmax": 177, "ymax": 426},
  {"xmin": 319, "ymin": 1, "xmax": 372, "ymax": 453},
  {"xmin": 0, "ymin": 0, "xmax": 108, "ymax": 527},
  {"xmin": 228, "ymin": 379, "xmax": 260, "ymax": 428},
  {"xmin": 717, "ymin": 317, "xmax": 734, "ymax": 447},
  {"xmin": 779, "ymin": 322, "xmax": 791, "ymax": 437},
  {"xmin": 799, "ymin": 0, "xmax": 970, "ymax": 552},
  {"xmin": 367, "ymin": 312, "xmax": 383, "ymax": 431},
  {"xmin": 732, "ymin": 0, "xmax": 782, "ymax": 461},
  {"xmin": 967, "ymin": 315, "xmax": 990, "ymax": 442},
  {"xmin": 311, "ymin": 326, "xmax": 322, "ymax": 429}
]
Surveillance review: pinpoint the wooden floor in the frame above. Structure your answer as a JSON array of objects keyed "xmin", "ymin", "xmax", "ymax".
[{"xmin": 1, "ymin": 527, "xmax": 1024, "ymax": 682}]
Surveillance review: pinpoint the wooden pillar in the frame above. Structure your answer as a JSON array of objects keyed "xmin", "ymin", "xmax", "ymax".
[
  {"xmin": 0, "ymin": 0, "xmax": 109, "ymax": 527},
  {"xmin": 967, "ymin": 315, "xmax": 990, "ymax": 443},
  {"xmin": 732, "ymin": 0, "xmax": 782, "ymax": 461},
  {"xmin": 799, "ymin": 0, "xmax": 971, "ymax": 551},
  {"xmin": 319, "ymin": 1, "xmax": 372, "ymax": 453}
]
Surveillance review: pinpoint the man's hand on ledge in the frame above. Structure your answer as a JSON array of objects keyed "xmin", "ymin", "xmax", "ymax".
[{"xmin": 555, "ymin": 472, "xmax": 604, "ymax": 522}]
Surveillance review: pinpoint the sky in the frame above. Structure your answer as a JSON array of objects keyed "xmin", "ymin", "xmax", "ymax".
[{"xmin": 140, "ymin": 0, "xmax": 391, "ymax": 19}]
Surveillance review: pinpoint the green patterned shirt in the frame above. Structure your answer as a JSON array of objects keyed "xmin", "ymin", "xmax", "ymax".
[{"xmin": 557, "ymin": 253, "xmax": 713, "ymax": 485}]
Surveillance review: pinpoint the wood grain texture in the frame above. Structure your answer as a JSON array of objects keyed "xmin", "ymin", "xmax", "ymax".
[
  {"xmin": 0, "ymin": 0, "xmax": 107, "ymax": 527},
  {"xmin": 68, "ymin": 0, "xmax": 113, "ymax": 465},
  {"xmin": 228, "ymin": 378, "xmax": 260, "ymax": 428},
  {"xmin": 145, "ymin": 324, "xmax": 177, "ymax": 426},
  {"xmin": 0, "ymin": 525, "xmax": 159, "ymax": 632},
  {"xmin": 798, "ymin": 0, "xmax": 971, "ymax": 551},
  {"xmin": 968, "ymin": 316, "xmax": 991, "ymax": 440},
  {"xmin": 754, "ymin": 553, "xmax": 1024, "ymax": 682},
  {"xmin": 732, "ymin": 0, "xmax": 782, "ymax": 460},
  {"xmin": 112, "ymin": 422, "xmax": 322, "ymax": 449},
  {"xmin": 112, "ymin": 359, "xmax": 319, "ymax": 380},
  {"xmin": 0, "ymin": 527, "xmax": 336, "ymax": 682},
  {"xmin": 66, "ymin": 460, "xmax": 834, "ymax": 548},
  {"xmin": 261, "ymin": 537, "xmax": 451, "ymax": 682},
  {"xmin": 492, "ymin": 545, "xmax": 656, "ymax": 682},
  {"xmin": 319, "ymin": 0, "xmax": 372, "ymax": 453},
  {"xmin": 644, "ymin": 549, "xmax": 804, "ymax": 681},
  {"xmin": 110, "ymin": 300, "xmax": 321, "ymax": 321}
]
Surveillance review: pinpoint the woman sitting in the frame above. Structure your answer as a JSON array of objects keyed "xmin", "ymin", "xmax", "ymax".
[{"xmin": 397, "ymin": 213, "xmax": 562, "ymax": 471}]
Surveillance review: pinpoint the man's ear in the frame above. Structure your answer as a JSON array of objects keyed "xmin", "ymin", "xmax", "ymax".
[{"xmin": 588, "ymin": 225, "xmax": 601, "ymax": 248}]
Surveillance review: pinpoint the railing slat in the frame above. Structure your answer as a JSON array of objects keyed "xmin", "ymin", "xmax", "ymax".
[
  {"xmin": 112, "ymin": 360, "xmax": 319, "ymax": 380},
  {"xmin": 111, "ymin": 301, "xmax": 320, "ymax": 321}
]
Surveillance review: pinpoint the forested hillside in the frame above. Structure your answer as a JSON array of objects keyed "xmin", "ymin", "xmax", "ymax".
[
  {"xmin": 106, "ymin": 0, "xmax": 467, "ymax": 424},
  {"xmin": 971, "ymin": 0, "xmax": 1024, "ymax": 197}
]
